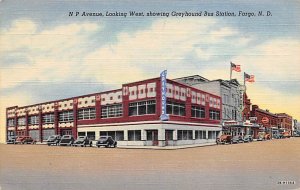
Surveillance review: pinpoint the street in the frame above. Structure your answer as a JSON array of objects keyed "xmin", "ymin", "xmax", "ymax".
[{"xmin": 0, "ymin": 138, "xmax": 299, "ymax": 190}]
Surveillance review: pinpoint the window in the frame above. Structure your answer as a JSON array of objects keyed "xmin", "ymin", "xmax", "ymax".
[
  {"xmin": 177, "ymin": 130, "xmax": 193, "ymax": 140},
  {"xmin": 128, "ymin": 130, "xmax": 141, "ymax": 141},
  {"xmin": 195, "ymin": 130, "xmax": 206, "ymax": 139},
  {"xmin": 78, "ymin": 132, "xmax": 86, "ymax": 136},
  {"xmin": 129, "ymin": 100, "xmax": 156, "ymax": 116},
  {"xmin": 209, "ymin": 110, "xmax": 220, "ymax": 120},
  {"xmin": 59, "ymin": 111, "xmax": 73, "ymax": 122},
  {"xmin": 101, "ymin": 104, "xmax": 123, "ymax": 118},
  {"xmin": 191, "ymin": 106, "xmax": 205, "ymax": 118},
  {"xmin": 28, "ymin": 115, "xmax": 39, "ymax": 125},
  {"xmin": 17, "ymin": 117, "xmax": 26, "ymax": 126},
  {"xmin": 166, "ymin": 101, "xmax": 185, "ymax": 116},
  {"xmin": 87, "ymin": 131, "xmax": 96, "ymax": 140},
  {"xmin": 7, "ymin": 119, "xmax": 15, "ymax": 127},
  {"xmin": 208, "ymin": 131, "xmax": 217, "ymax": 139},
  {"xmin": 43, "ymin": 113, "xmax": 54, "ymax": 124},
  {"xmin": 78, "ymin": 108, "xmax": 96, "ymax": 120}
]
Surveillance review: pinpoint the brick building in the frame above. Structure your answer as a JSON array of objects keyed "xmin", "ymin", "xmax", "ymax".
[
  {"xmin": 6, "ymin": 76, "xmax": 222, "ymax": 147},
  {"xmin": 276, "ymin": 113, "xmax": 293, "ymax": 132},
  {"xmin": 250, "ymin": 105, "xmax": 279, "ymax": 138}
]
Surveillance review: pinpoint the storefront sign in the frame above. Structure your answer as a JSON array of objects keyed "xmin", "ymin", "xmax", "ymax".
[
  {"xmin": 160, "ymin": 70, "xmax": 169, "ymax": 121},
  {"xmin": 249, "ymin": 117, "xmax": 257, "ymax": 121}
]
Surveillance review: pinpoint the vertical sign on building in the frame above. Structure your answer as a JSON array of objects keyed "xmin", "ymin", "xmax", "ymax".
[{"xmin": 160, "ymin": 70, "xmax": 169, "ymax": 121}]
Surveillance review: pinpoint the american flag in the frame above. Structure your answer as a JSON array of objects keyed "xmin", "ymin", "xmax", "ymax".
[
  {"xmin": 231, "ymin": 62, "xmax": 241, "ymax": 72},
  {"xmin": 244, "ymin": 72, "xmax": 255, "ymax": 82}
]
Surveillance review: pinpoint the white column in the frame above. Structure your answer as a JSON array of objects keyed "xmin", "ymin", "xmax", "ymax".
[
  {"xmin": 158, "ymin": 128, "xmax": 165, "ymax": 141},
  {"xmin": 95, "ymin": 130, "xmax": 100, "ymax": 140},
  {"xmin": 193, "ymin": 130, "xmax": 196, "ymax": 140},
  {"xmin": 206, "ymin": 130, "xmax": 208, "ymax": 139},
  {"xmin": 141, "ymin": 129, "xmax": 147, "ymax": 141},
  {"xmin": 124, "ymin": 129, "xmax": 128, "ymax": 141},
  {"xmin": 173, "ymin": 130, "xmax": 178, "ymax": 140}
]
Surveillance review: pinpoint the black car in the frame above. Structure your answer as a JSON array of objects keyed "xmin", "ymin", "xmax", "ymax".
[
  {"xmin": 231, "ymin": 135, "xmax": 243, "ymax": 144},
  {"xmin": 96, "ymin": 136, "xmax": 117, "ymax": 148},
  {"xmin": 58, "ymin": 135, "xmax": 74, "ymax": 146},
  {"xmin": 7, "ymin": 136, "xmax": 17, "ymax": 144},
  {"xmin": 47, "ymin": 135, "xmax": 61, "ymax": 146},
  {"xmin": 73, "ymin": 136, "xmax": 92, "ymax": 147},
  {"xmin": 243, "ymin": 135, "xmax": 253, "ymax": 143},
  {"xmin": 273, "ymin": 133, "xmax": 283, "ymax": 139}
]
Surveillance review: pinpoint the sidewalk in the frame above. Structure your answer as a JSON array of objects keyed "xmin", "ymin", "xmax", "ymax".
[{"xmin": 117, "ymin": 142, "xmax": 217, "ymax": 150}]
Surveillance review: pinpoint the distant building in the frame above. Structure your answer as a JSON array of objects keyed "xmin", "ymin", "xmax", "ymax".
[{"xmin": 276, "ymin": 113, "xmax": 293, "ymax": 132}]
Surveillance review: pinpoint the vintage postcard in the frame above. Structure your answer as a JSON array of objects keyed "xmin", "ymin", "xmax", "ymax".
[{"xmin": 0, "ymin": 0, "xmax": 299, "ymax": 190}]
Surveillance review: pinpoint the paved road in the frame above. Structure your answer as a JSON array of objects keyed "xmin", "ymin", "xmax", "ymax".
[{"xmin": 0, "ymin": 138, "xmax": 300, "ymax": 190}]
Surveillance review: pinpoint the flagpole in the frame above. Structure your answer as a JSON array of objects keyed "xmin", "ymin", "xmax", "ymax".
[{"xmin": 230, "ymin": 62, "xmax": 232, "ymax": 81}]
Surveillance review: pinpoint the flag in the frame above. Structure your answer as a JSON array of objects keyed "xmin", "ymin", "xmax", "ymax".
[
  {"xmin": 244, "ymin": 72, "xmax": 255, "ymax": 82},
  {"xmin": 231, "ymin": 62, "xmax": 241, "ymax": 72}
]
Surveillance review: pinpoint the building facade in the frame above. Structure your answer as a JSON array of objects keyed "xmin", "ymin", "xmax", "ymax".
[
  {"xmin": 174, "ymin": 75, "xmax": 245, "ymax": 136},
  {"xmin": 250, "ymin": 105, "xmax": 279, "ymax": 138},
  {"xmin": 276, "ymin": 113, "xmax": 293, "ymax": 132},
  {"xmin": 6, "ymin": 77, "xmax": 222, "ymax": 146}
]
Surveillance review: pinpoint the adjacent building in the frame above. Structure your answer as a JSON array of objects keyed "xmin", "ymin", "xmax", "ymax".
[
  {"xmin": 276, "ymin": 113, "xmax": 293, "ymax": 132},
  {"xmin": 250, "ymin": 105, "xmax": 279, "ymax": 138},
  {"xmin": 175, "ymin": 75, "xmax": 249, "ymax": 136},
  {"xmin": 6, "ymin": 76, "xmax": 222, "ymax": 147}
]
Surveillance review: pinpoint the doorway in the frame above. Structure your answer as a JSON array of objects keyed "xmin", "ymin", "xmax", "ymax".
[{"xmin": 146, "ymin": 130, "xmax": 158, "ymax": 146}]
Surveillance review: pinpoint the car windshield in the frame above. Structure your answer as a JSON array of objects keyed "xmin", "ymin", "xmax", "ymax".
[
  {"xmin": 48, "ymin": 135, "xmax": 56, "ymax": 139},
  {"xmin": 78, "ymin": 136, "xmax": 85, "ymax": 139},
  {"xmin": 62, "ymin": 135, "xmax": 71, "ymax": 139}
]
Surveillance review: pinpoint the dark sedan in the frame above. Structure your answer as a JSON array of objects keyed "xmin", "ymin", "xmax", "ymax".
[
  {"xmin": 231, "ymin": 135, "xmax": 243, "ymax": 144},
  {"xmin": 7, "ymin": 136, "xmax": 17, "ymax": 144},
  {"xmin": 47, "ymin": 135, "xmax": 61, "ymax": 146},
  {"xmin": 58, "ymin": 135, "xmax": 74, "ymax": 146},
  {"xmin": 96, "ymin": 136, "xmax": 117, "ymax": 148},
  {"xmin": 73, "ymin": 136, "xmax": 92, "ymax": 147},
  {"xmin": 243, "ymin": 135, "xmax": 253, "ymax": 143}
]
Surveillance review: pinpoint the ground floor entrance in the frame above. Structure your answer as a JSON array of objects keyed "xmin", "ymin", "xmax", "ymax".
[{"xmin": 146, "ymin": 130, "xmax": 158, "ymax": 146}]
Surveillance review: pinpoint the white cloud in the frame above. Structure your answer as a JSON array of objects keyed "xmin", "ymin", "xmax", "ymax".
[
  {"xmin": 82, "ymin": 17, "xmax": 250, "ymax": 85},
  {"xmin": 234, "ymin": 38, "xmax": 300, "ymax": 81},
  {"xmin": 0, "ymin": 19, "xmax": 102, "ymax": 89}
]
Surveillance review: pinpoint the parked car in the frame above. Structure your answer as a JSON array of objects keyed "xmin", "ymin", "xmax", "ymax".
[
  {"xmin": 273, "ymin": 133, "xmax": 283, "ymax": 139},
  {"xmin": 243, "ymin": 135, "xmax": 253, "ymax": 143},
  {"xmin": 15, "ymin": 136, "xmax": 36, "ymax": 144},
  {"xmin": 216, "ymin": 134, "xmax": 232, "ymax": 144},
  {"xmin": 231, "ymin": 135, "xmax": 242, "ymax": 144},
  {"xmin": 7, "ymin": 136, "xmax": 17, "ymax": 144},
  {"xmin": 265, "ymin": 133, "xmax": 271, "ymax": 140},
  {"xmin": 282, "ymin": 131, "xmax": 291, "ymax": 138},
  {"xmin": 257, "ymin": 132, "xmax": 264, "ymax": 141},
  {"xmin": 58, "ymin": 135, "xmax": 74, "ymax": 146},
  {"xmin": 47, "ymin": 135, "xmax": 61, "ymax": 146},
  {"xmin": 293, "ymin": 131, "xmax": 300, "ymax": 137},
  {"xmin": 96, "ymin": 136, "xmax": 117, "ymax": 148},
  {"xmin": 73, "ymin": 136, "xmax": 92, "ymax": 147}
]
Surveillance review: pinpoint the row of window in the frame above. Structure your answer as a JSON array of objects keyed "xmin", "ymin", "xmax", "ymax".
[
  {"xmin": 78, "ymin": 130, "xmax": 219, "ymax": 142},
  {"xmin": 8, "ymin": 100, "xmax": 221, "ymax": 126}
]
